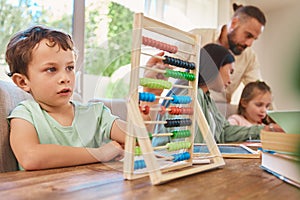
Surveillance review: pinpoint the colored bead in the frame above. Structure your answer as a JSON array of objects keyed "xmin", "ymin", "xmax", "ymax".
[
  {"xmin": 134, "ymin": 160, "xmax": 146, "ymax": 170},
  {"xmin": 139, "ymin": 92, "xmax": 156, "ymax": 102},
  {"xmin": 172, "ymin": 152, "xmax": 190, "ymax": 162},
  {"xmin": 169, "ymin": 107, "xmax": 193, "ymax": 115},
  {"xmin": 171, "ymin": 130, "xmax": 191, "ymax": 138},
  {"xmin": 135, "ymin": 146, "xmax": 142, "ymax": 156},
  {"xmin": 142, "ymin": 105, "xmax": 150, "ymax": 115},
  {"xmin": 148, "ymin": 132, "xmax": 153, "ymax": 140},
  {"xmin": 163, "ymin": 56, "xmax": 195, "ymax": 70},
  {"xmin": 142, "ymin": 36, "xmax": 178, "ymax": 54},
  {"xmin": 164, "ymin": 118, "xmax": 192, "ymax": 127},
  {"xmin": 166, "ymin": 141, "xmax": 191, "ymax": 151},
  {"xmin": 140, "ymin": 78, "xmax": 172, "ymax": 89},
  {"xmin": 165, "ymin": 69, "xmax": 195, "ymax": 81},
  {"xmin": 171, "ymin": 95, "xmax": 192, "ymax": 104}
]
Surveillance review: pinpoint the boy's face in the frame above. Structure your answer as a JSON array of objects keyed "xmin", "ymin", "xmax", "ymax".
[{"xmin": 18, "ymin": 39, "xmax": 76, "ymax": 108}]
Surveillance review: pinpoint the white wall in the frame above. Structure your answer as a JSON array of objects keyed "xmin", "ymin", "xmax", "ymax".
[{"xmin": 250, "ymin": 1, "xmax": 300, "ymax": 110}]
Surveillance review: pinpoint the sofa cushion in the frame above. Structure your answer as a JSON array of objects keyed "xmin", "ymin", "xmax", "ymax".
[
  {"xmin": 89, "ymin": 98, "xmax": 127, "ymax": 121},
  {"xmin": 0, "ymin": 80, "xmax": 31, "ymax": 172},
  {"xmin": 215, "ymin": 102, "xmax": 238, "ymax": 119}
]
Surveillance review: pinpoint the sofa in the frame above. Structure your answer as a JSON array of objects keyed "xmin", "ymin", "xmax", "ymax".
[{"xmin": 0, "ymin": 80, "xmax": 32, "ymax": 172}]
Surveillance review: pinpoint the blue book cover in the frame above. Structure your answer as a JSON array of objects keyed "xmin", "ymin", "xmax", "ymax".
[{"xmin": 260, "ymin": 165, "xmax": 300, "ymax": 188}]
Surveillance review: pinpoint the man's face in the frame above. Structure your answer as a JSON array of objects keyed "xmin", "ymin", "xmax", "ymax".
[{"xmin": 227, "ymin": 17, "xmax": 264, "ymax": 55}]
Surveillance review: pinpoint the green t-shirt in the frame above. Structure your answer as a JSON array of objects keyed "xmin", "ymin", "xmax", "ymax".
[{"xmin": 8, "ymin": 100, "xmax": 118, "ymax": 169}]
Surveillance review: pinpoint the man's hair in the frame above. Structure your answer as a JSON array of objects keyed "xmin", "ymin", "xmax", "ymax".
[
  {"xmin": 233, "ymin": 4, "xmax": 266, "ymax": 26},
  {"xmin": 5, "ymin": 25, "xmax": 76, "ymax": 77}
]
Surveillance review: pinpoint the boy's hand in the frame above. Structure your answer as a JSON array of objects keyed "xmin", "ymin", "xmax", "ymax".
[{"xmin": 90, "ymin": 141, "xmax": 124, "ymax": 162}]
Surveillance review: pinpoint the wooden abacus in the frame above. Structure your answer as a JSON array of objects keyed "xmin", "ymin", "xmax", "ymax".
[{"xmin": 124, "ymin": 13, "xmax": 225, "ymax": 185}]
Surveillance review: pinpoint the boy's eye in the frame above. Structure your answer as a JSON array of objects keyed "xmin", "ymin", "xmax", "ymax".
[
  {"xmin": 47, "ymin": 67, "xmax": 56, "ymax": 72},
  {"xmin": 66, "ymin": 66, "xmax": 74, "ymax": 71}
]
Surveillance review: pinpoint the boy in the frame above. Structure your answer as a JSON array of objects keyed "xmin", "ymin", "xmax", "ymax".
[{"xmin": 6, "ymin": 26, "xmax": 126, "ymax": 170}]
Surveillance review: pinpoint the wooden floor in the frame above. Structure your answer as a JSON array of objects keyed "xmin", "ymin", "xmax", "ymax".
[{"xmin": 0, "ymin": 159, "xmax": 299, "ymax": 200}]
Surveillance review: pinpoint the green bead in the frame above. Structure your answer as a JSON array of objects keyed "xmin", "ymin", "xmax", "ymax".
[
  {"xmin": 135, "ymin": 146, "xmax": 142, "ymax": 156},
  {"xmin": 140, "ymin": 78, "xmax": 172, "ymax": 89},
  {"xmin": 165, "ymin": 69, "xmax": 195, "ymax": 81},
  {"xmin": 148, "ymin": 132, "xmax": 153, "ymax": 140},
  {"xmin": 171, "ymin": 130, "xmax": 191, "ymax": 138}
]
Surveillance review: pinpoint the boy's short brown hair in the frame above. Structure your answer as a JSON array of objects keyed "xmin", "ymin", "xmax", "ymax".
[{"xmin": 5, "ymin": 25, "xmax": 76, "ymax": 77}]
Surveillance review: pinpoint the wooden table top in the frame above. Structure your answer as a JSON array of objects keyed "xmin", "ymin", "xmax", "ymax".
[{"xmin": 0, "ymin": 159, "xmax": 299, "ymax": 200}]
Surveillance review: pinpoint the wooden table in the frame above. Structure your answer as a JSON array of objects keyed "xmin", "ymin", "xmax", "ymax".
[{"xmin": 0, "ymin": 159, "xmax": 299, "ymax": 200}]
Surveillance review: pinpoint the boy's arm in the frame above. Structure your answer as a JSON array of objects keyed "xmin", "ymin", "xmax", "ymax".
[
  {"xmin": 10, "ymin": 118, "xmax": 123, "ymax": 170},
  {"xmin": 110, "ymin": 114, "xmax": 158, "ymax": 142},
  {"xmin": 110, "ymin": 119, "xmax": 127, "ymax": 144}
]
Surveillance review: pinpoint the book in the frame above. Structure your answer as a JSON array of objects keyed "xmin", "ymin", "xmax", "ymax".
[
  {"xmin": 261, "ymin": 110, "xmax": 300, "ymax": 155},
  {"xmin": 193, "ymin": 143, "xmax": 260, "ymax": 158},
  {"xmin": 260, "ymin": 150, "xmax": 300, "ymax": 188},
  {"xmin": 267, "ymin": 110, "xmax": 300, "ymax": 134},
  {"xmin": 260, "ymin": 111, "xmax": 300, "ymax": 188},
  {"xmin": 260, "ymin": 130, "xmax": 300, "ymax": 155}
]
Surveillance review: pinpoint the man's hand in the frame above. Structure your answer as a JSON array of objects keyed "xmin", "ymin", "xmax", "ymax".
[{"xmin": 144, "ymin": 52, "xmax": 173, "ymax": 96}]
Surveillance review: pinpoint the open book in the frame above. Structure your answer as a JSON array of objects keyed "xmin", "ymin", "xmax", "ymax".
[{"xmin": 267, "ymin": 110, "xmax": 300, "ymax": 133}]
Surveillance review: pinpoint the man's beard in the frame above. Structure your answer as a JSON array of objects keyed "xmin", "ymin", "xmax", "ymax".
[{"xmin": 227, "ymin": 33, "xmax": 247, "ymax": 55}]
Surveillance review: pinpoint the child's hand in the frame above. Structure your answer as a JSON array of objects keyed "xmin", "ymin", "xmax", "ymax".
[
  {"xmin": 144, "ymin": 52, "xmax": 173, "ymax": 96},
  {"xmin": 263, "ymin": 123, "xmax": 285, "ymax": 132},
  {"xmin": 90, "ymin": 141, "xmax": 124, "ymax": 162}
]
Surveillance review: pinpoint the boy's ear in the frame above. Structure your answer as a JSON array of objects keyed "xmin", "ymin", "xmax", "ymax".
[{"xmin": 12, "ymin": 73, "xmax": 30, "ymax": 92}]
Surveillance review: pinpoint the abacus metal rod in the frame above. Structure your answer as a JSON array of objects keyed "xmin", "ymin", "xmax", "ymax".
[
  {"xmin": 151, "ymin": 133, "xmax": 173, "ymax": 137},
  {"xmin": 140, "ymin": 106, "xmax": 192, "ymax": 112},
  {"xmin": 144, "ymin": 121, "xmax": 167, "ymax": 125},
  {"xmin": 141, "ymin": 52, "xmax": 166, "ymax": 60},
  {"xmin": 141, "ymin": 66, "xmax": 167, "ymax": 74},
  {"xmin": 172, "ymin": 84, "xmax": 192, "ymax": 89}
]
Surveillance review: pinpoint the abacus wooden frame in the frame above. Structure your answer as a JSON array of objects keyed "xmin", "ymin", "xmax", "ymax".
[{"xmin": 124, "ymin": 13, "xmax": 225, "ymax": 185}]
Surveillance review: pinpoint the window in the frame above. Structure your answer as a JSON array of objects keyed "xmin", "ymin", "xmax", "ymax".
[
  {"xmin": 1, "ymin": 0, "xmax": 221, "ymax": 102},
  {"xmin": 82, "ymin": 0, "xmax": 219, "ymax": 102},
  {"xmin": 0, "ymin": 0, "xmax": 73, "ymax": 82}
]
